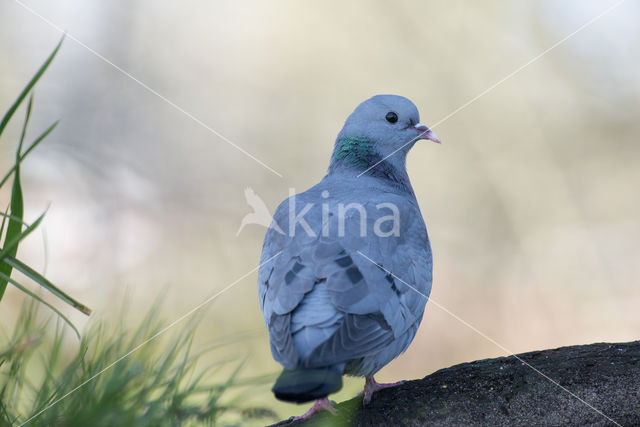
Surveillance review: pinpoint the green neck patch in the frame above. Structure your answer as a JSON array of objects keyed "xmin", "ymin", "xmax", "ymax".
[
  {"xmin": 331, "ymin": 136, "xmax": 377, "ymax": 169},
  {"xmin": 328, "ymin": 135, "xmax": 413, "ymax": 193}
]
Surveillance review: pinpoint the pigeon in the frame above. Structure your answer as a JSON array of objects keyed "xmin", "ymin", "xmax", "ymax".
[{"xmin": 258, "ymin": 95, "xmax": 439, "ymax": 419}]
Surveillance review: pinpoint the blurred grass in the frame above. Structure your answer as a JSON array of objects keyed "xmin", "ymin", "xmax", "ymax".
[
  {"xmin": 0, "ymin": 38, "xmax": 279, "ymax": 426},
  {"xmin": 0, "ymin": 36, "xmax": 91, "ymax": 338},
  {"xmin": 0, "ymin": 299, "xmax": 278, "ymax": 426}
]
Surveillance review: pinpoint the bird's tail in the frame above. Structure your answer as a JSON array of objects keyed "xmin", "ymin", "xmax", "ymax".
[{"xmin": 272, "ymin": 367, "xmax": 343, "ymax": 403}]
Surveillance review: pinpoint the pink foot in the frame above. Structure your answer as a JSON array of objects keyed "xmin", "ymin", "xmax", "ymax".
[
  {"xmin": 291, "ymin": 397, "xmax": 337, "ymax": 421},
  {"xmin": 362, "ymin": 376, "xmax": 404, "ymax": 404}
]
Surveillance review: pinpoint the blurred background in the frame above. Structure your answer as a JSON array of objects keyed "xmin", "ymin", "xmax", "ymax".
[{"xmin": 1, "ymin": 0, "xmax": 639, "ymax": 420}]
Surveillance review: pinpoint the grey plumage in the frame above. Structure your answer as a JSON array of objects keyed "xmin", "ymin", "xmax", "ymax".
[{"xmin": 258, "ymin": 95, "xmax": 437, "ymax": 403}]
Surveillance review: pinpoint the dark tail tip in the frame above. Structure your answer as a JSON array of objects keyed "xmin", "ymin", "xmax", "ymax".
[{"xmin": 272, "ymin": 367, "xmax": 343, "ymax": 403}]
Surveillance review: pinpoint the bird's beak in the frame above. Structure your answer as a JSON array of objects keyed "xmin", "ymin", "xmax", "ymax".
[{"xmin": 413, "ymin": 123, "xmax": 441, "ymax": 144}]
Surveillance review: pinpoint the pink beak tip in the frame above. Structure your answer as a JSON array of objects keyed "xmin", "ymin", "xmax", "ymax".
[{"xmin": 414, "ymin": 124, "xmax": 441, "ymax": 144}]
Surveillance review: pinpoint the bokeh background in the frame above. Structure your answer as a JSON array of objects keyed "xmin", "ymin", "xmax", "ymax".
[{"xmin": 1, "ymin": 0, "xmax": 639, "ymax": 420}]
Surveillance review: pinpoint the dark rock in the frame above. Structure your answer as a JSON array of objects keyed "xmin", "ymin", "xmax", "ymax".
[{"xmin": 269, "ymin": 341, "xmax": 640, "ymax": 426}]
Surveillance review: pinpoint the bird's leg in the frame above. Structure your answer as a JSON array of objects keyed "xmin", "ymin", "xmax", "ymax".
[
  {"xmin": 291, "ymin": 397, "xmax": 337, "ymax": 421},
  {"xmin": 362, "ymin": 376, "xmax": 405, "ymax": 404}
]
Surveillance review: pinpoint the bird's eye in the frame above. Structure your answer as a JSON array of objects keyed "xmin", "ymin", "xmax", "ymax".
[{"xmin": 385, "ymin": 112, "xmax": 398, "ymax": 124}]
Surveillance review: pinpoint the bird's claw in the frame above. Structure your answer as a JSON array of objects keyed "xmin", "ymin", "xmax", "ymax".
[
  {"xmin": 292, "ymin": 397, "xmax": 337, "ymax": 421},
  {"xmin": 362, "ymin": 377, "xmax": 405, "ymax": 404}
]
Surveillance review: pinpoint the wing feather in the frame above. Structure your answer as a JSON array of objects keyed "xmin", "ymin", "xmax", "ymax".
[{"xmin": 258, "ymin": 182, "xmax": 432, "ymax": 370}]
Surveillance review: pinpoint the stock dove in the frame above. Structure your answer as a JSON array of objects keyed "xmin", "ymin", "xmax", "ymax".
[{"xmin": 258, "ymin": 95, "xmax": 440, "ymax": 419}]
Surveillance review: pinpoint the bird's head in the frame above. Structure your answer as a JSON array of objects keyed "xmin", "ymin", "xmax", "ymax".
[{"xmin": 330, "ymin": 95, "xmax": 440, "ymax": 174}]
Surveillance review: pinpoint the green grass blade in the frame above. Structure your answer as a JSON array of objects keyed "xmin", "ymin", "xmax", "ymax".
[
  {"xmin": 17, "ymin": 95, "xmax": 33, "ymax": 154},
  {"xmin": 0, "ymin": 36, "xmax": 63, "ymax": 139},
  {"xmin": 0, "ymin": 205, "xmax": 8, "ymax": 241},
  {"xmin": 0, "ymin": 121, "xmax": 59, "ymax": 188},
  {"xmin": 2, "ymin": 256, "xmax": 92, "ymax": 316},
  {"xmin": 0, "ymin": 272, "xmax": 80, "ymax": 339},
  {"xmin": 0, "ymin": 211, "xmax": 46, "ymax": 264},
  {"xmin": 0, "ymin": 96, "xmax": 30, "ymax": 300}
]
